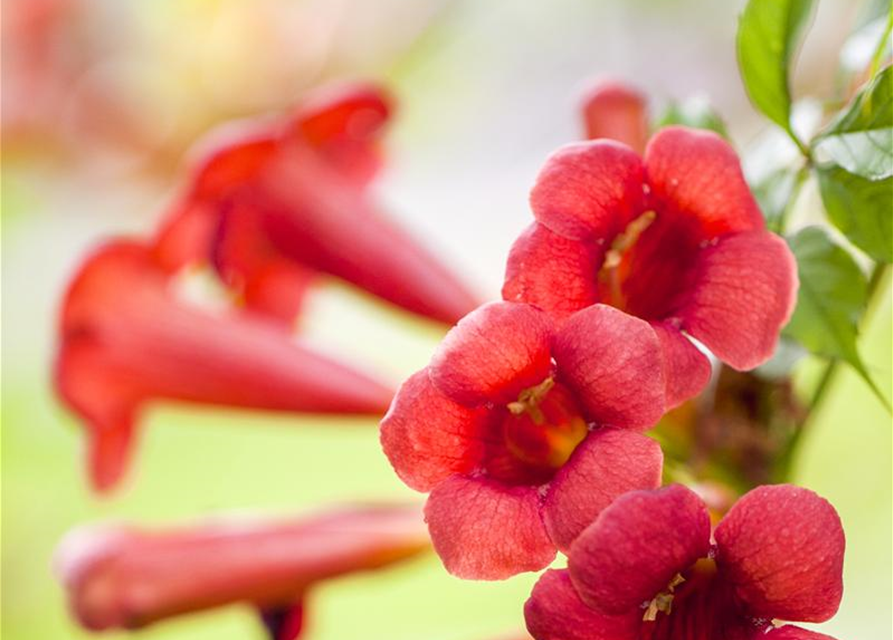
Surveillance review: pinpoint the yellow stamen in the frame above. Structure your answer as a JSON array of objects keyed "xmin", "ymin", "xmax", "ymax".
[
  {"xmin": 598, "ymin": 210, "xmax": 657, "ymax": 308},
  {"xmin": 507, "ymin": 377, "xmax": 555, "ymax": 424},
  {"xmin": 643, "ymin": 573, "xmax": 685, "ymax": 622}
]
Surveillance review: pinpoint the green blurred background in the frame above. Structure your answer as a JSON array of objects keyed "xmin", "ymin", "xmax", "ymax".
[{"xmin": 2, "ymin": 1, "xmax": 890, "ymax": 639}]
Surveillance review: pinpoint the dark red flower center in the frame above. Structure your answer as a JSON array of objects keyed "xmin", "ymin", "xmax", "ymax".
[
  {"xmin": 596, "ymin": 208, "xmax": 700, "ymax": 321},
  {"xmin": 485, "ymin": 379, "xmax": 588, "ymax": 486},
  {"xmin": 640, "ymin": 557, "xmax": 762, "ymax": 640}
]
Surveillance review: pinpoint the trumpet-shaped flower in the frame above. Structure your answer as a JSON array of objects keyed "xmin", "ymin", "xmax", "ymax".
[
  {"xmin": 55, "ymin": 240, "xmax": 393, "ymax": 492},
  {"xmin": 154, "ymin": 81, "xmax": 479, "ymax": 325},
  {"xmin": 525, "ymin": 484, "xmax": 845, "ymax": 640},
  {"xmin": 381, "ymin": 301, "xmax": 665, "ymax": 580},
  {"xmin": 55, "ymin": 504, "xmax": 429, "ymax": 639},
  {"xmin": 503, "ymin": 126, "xmax": 797, "ymax": 407},
  {"xmin": 579, "ymin": 80, "xmax": 649, "ymax": 153}
]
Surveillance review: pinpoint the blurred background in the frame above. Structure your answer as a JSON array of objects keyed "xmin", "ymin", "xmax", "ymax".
[{"xmin": 2, "ymin": 0, "xmax": 890, "ymax": 639}]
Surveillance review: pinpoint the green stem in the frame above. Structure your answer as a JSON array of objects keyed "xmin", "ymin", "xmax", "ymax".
[{"xmin": 788, "ymin": 129, "xmax": 814, "ymax": 162}]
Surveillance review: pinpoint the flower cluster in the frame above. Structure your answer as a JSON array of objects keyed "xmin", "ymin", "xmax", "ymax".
[
  {"xmin": 55, "ymin": 81, "xmax": 480, "ymax": 492},
  {"xmin": 50, "ymin": 70, "xmax": 849, "ymax": 640},
  {"xmin": 379, "ymin": 78, "xmax": 844, "ymax": 639}
]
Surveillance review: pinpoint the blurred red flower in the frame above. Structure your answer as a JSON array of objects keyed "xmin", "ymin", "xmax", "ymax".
[
  {"xmin": 525, "ymin": 484, "xmax": 844, "ymax": 640},
  {"xmin": 55, "ymin": 239, "xmax": 394, "ymax": 493},
  {"xmin": 154, "ymin": 81, "xmax": 480, "ymax": 326},
  {"xmin": 381, "ymin": 301, "xmax": 665, "ymax": 579},
  {"xmin": 579, "ymin": 80, "xmax": 649, "ymax": 153},
  {"xmin": 503, "ymin": 126, "xmax": 797, "ymax": 408},
  {"xmin": 55, "ymin": 504, "xmax": 429, "ymax": 639}
]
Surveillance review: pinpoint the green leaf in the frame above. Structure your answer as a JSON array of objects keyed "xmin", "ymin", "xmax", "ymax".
[
  {"xmin": 654, "ymin": 97, "xmax": 730, "ymax": 139},
  {"xmin": 736, "ymin": 0, "xmax": 816, "ymax": 136},
  {"xmin": 817, "ymin": 164, "xmax": 893, "ymax": 262},
  {"xmin": 784, "ymin": 227, "xmax": 890, "ymax": 409},
  {"xmin": 814, "ymin": 66, "xmax": 893, "ymax": 180}
]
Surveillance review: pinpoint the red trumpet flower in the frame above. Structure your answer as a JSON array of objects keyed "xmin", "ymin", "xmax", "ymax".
[
  {"xmin": 503, "ymin": 125, "xmax": 797, "ymax": 408},
  {"xmin": 381, "ymin": 301, "xmax": 665, "ymax": 580},
  {"xmin": 55, "ymin": 504, "xmax": 429, "ymax": 639},
  {"xmin": 580, "ymin": 80, "xmax": 649, "ymax": 153},
  {"xmin": 55, "ymin": 239, "xmax": 393, "ymax": 492},
  {"xmin": 525, "ymin": 484, "xmax": 845, "ymax": 640},
  {"xmin": 154, "ymin": 81, "xmax": 479, "ymax": 326}
]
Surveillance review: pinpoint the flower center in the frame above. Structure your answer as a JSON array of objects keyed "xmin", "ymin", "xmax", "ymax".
[
  {"xmin": 640, "ymin": 557, "xmax": 753, "ymax": 640},
  {"xmin": 486, "ymin": 378, "xmax": 589, "ymax": 485},
  {"xmin": 597, "ymin": 210, "xmax": 656, "ymax": 310}
]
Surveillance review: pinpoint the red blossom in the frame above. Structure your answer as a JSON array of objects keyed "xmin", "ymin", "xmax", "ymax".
[
  {"xmin": 380, "ymin": 301, "xmax": 665, "ymax": 579},
  {"xmin": 55, "ymin": 240, "xmax": 394, "ymax": 493},
  {"xmin": 580, "ymin": 79, "xmax": 649, "ymax": 153},
  {"xmin": 524, "ymin": 484, "xmax": 845, "ymax": 640},
  {"xmin": 55, "ymin": 504, "xmax": 428, "ymax": 638},
  {"xmin": 503, "ymin": 121, "xmax": 797, "ymax": 408},
  {"xmin": 154, "ymin": 81, "xmax": 479, "ymax": 326}
]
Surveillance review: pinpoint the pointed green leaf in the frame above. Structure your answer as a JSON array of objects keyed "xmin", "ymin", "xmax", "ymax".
[
  {"xmin": 785, "ymin": 227, "xmax": 890, "ymax": 408},
  {"xmin": 817, "ymin": 164, "xmax": 893, "ymax": 262},
  {"xmin": 736, "ymin": 0, "xmax": 816, "ymax": 135},
  {"xmin": 814, "ymin": 66, "xmax": 893, "ymax": 180}
]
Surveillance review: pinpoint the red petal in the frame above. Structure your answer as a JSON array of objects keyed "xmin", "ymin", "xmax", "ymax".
[
  {"xmin": 644, "ymin": 126, "xmax": 764, "ymax": 238},
  {"xmin": 761, "ymin": 626, "xmax": 838, "ymax": 640},
  {"xmin": 502, "ymin": 222, "xmax": 601, "ymax": 319},
  {"xmin": 525, "ymin": 569, "xmax": 640, "ymax": 640},
  {"xmin": 553, "ymin": 305, "xmax": 665, "ymax": 429},
  {"xmin": 188, "ymin": 122, "xmax": 280, "ymax": 203},
  {"xmin": 530, "ymin": 141, "xmax": 646, "ymax": 242},
  {"xmin": 56, "ymin": 241, "xmax": 393, "ymax": 492},
  {"xmin": 380, "ymin": 369, "xmax": 490, "ymax": 492},
  {"xmin": 580, "ymin": 80, "xmax": 649, "ymax": 153},
  {"xmin": 84, "ymin": 396, "xmax": 137, "ymax": 493},
  {"xmin": 153, "ymin": 118, "xmax": 280, "ymax": 272},
  {"xmin": 152, "ymin": 200, "xmax": 218, "ymax": 273},
  {"xmin": 239, "ymin": 260, "xmax": 315, "ymax": 325},
  {"xmin": 294, "ymin": 82, "xmax": 391, "ymax": 145},
  {"xmin": 428, "ymin": 302, "xmax": 554, "ymax": 406},
  {"xmin": 678, "ymin": 230, "xmax": 798, "ymax": 370},
  {"xmin": 55, "ymin": 505, "xmax": 428, "ymax": 631},
  {"xmin": 424, "ymin": 475, "xmax": 555, "ymax": 580},
  {"xmin": 568, "ymin": 484, "xmax": 711, "ymax": 615},
  {"xmin": 651, "ymin": 322, "xmax": 712, "ymax": 408},
  {"xmin": 542, "ymin": 429, "xmax": 662, "ymax": 552},
  {"xmin": 257, "ymin": 146, "xmax": 480, "ymax": 325},
  {"xmin": 289, "ymin": 82, "xmax": 392, "ymax": 186},
  {"xmin": 212, "ymin": 199, "xmax": 315, "ymax": 324},
  {"xmin": 714, "ymin": 484, "xmax": 845, "ymax": 623}
]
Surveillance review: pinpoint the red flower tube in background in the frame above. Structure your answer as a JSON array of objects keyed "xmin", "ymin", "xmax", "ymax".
[
  {"xmin": 154, "ymin": 81, "xmax": 480, "ymax": 326},
  {"xmin": 525, "ymin": 484, "xmax": 845, "ymax": 640},
  {"xmin": 55, "ymin": 239, "xmax": 394, "ymax": 493},
  {"xmin": 579, "ymin": 80, "xmax": 649, "ymax": 154},
  {"xmin": 55, "ymin": 504, "xmax": 429, "ymax": 639}
]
